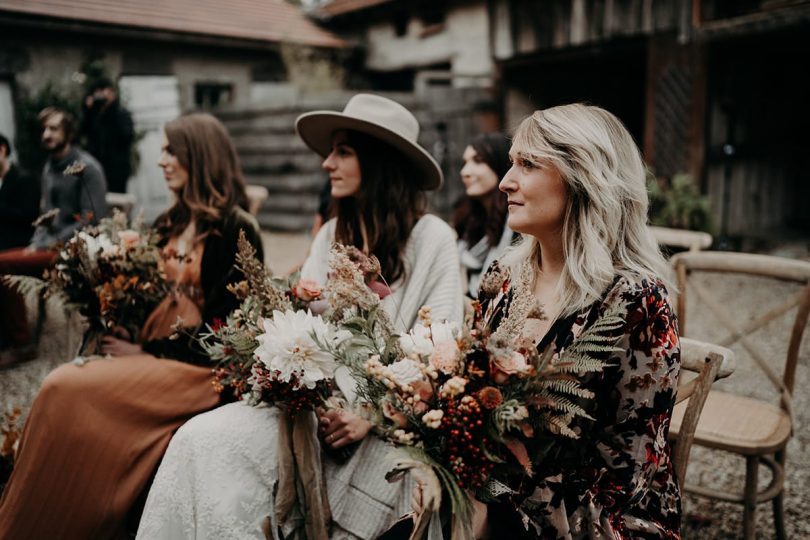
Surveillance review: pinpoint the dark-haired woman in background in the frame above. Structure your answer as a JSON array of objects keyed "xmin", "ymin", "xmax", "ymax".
[
  {"xmin": 0, "ymin": 113, "xmax": 263, "ymax": 540},
  {"xmin": 452, "ymin": 133, "xmax": 514, "ymax": 298}
]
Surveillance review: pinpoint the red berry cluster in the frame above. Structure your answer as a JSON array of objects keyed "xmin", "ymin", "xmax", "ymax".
[{"xmin": 438, "ymin": 396, "xmax": 493, "ymax": 489}]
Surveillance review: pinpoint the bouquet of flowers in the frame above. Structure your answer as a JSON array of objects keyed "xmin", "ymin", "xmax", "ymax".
[
  {"xmin": 199, "ymin": 233, "xmax": 392, "ymax": 539},
  {"xmin": 11, "ymin": 211, "xmax": 167, "ymax": 352},
  {"xmin": 341, "ymin": 262, "xmax": 627, "ymax": 538},
  {"xmin": 0, "ymin": 407, "xmax": 22, "ymax": 494},
  {"xmin": 201, "ymin": 232, "xmax": 394, "ymax": 402}
]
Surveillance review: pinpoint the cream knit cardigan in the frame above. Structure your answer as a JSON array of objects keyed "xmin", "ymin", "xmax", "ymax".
[{"xmin": 301, "ymin": 214, "xmax": 464, "ymax": 332}]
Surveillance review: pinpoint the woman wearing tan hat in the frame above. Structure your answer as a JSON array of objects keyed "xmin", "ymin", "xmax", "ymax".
[{"xmin": 137, "ymin": 94, "xmax": 464, "ymax": 539}]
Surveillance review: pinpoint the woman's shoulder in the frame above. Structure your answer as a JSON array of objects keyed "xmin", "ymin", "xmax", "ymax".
[
  {"xmin": 411, "ymin": 214, "xmax": 456, "ymax": 241},
  {"xmin": 312, "ymin": 217, "xmax": 337, "ymax": 246},
  {"xmin": 601, "ymin": 274, "xmax": 675, "ymax": 325},
  {"xmin": 221, "ymin": 206, "xmax": 260, "ymax": 234}
]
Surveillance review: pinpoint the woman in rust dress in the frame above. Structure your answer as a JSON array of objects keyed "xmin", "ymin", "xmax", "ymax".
[{"xmin": 0, "ymin": 113, "xmax": 263, "ymax": 539}]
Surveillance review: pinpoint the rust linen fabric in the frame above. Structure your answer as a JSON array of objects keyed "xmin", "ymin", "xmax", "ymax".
[{"xmin": 0, "ymin": 239, "xmax": 219, "ymax": 539}]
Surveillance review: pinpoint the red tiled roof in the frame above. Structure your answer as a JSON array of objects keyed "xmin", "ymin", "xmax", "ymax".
[
  {"xmin": 0, "ymin": 0, "xmax": 345, "ymax": 48},
  {"xmin": 315, "ymin": 0, "xmax": 394, "ymax": 17}
]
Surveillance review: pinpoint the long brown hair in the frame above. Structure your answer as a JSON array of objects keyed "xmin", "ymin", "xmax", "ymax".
[
  {"xmin": 452, "ymin": 132, "xmax": 510, "ymax": 246},
  {"xmin": 334, "ymin": 130, "xmax": 427, "ymax": 283},
  {"xmin": 158, "ymin": 113, "xmax": 248, "ymax": 237}
]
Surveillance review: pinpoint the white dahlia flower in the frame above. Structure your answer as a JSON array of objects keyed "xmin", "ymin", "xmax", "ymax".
[{"xmin": 254, "ymin": 309, "xmax": 345, "ymax": 390}]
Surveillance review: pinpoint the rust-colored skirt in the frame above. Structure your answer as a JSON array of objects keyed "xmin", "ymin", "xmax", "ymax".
[{"xmin": 0, "ymin": 356, "xmax": 219, "ymax": 539}]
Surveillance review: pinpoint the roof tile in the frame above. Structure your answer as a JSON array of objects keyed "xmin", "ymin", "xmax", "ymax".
[{"xmin": 0, "ymin": 0, "xmax": 345, "ymax": 47}]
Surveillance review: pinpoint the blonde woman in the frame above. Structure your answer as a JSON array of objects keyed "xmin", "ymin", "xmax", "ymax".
[{"xmin": 415, "ymin": 104, "xmax": 682, "ymax": 539}]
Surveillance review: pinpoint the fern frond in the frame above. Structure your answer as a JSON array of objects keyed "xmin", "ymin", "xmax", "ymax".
[
  {"xmin": 3, "ymin": 275, "xmax": 49, "ymax": 298},
  {"xmin": 540, "ymin": 412, "xmax": 579, "ymax": 439},
  {"xmin": 552, "ymin": 355, "xmax": 612, "ymax": 374},
  {"xmin": 536, "ymin": 378, "xmax": 595, "ymax": 399}
]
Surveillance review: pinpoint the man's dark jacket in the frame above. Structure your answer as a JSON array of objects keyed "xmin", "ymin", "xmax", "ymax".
[
  {"xmin": 82, "ymin": 99, "xmax": 134, "ymax": 193},
  {"xmin": 0, "ymin": 164, "xmax": 41, "ymax": 250}
]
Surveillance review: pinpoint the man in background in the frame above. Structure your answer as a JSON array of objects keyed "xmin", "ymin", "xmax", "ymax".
[
  {"xmin": 0, "ymin": 108, "xmax": 107, "ymax": 367},
  {"xmin": 81, "ymin": 78, "xmax": 134, "ymax": 193},
  {"xmin": 0, "ymin": 133, "xmax": 39, "ymax": 251}
]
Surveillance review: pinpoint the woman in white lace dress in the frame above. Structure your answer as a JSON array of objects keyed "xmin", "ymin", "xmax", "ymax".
[{"xmin": 137, "ymin": 94, "xmax": 464, "ymax": 540}]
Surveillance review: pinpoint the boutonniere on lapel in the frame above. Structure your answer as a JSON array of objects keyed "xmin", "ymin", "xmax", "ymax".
[
  {"xmin": 32, "ymin": 208, "xmax": 60, "ymax": 228},
  {"xmin": 63, "ymin": 160, "xmax": 87, "ymax": 176}
]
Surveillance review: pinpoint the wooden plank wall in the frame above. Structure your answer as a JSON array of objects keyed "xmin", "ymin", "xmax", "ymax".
[
  {"xmin": 217, "ymin": 88, "xmax": 490, "ymax": 231},
  {"xmin": 492, "ymin": 0, "xmax": 685, "ymax": 60}
]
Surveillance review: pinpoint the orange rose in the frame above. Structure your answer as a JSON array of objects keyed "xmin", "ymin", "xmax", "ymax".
[{"xmin": 382, "ymin": 400, "xmax": 408, "ymax": 428}]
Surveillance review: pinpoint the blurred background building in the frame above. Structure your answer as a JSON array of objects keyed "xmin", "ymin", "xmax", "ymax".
[{"xmin": 1, "ymin": 0, "xmax": 809, "ymax": 242}]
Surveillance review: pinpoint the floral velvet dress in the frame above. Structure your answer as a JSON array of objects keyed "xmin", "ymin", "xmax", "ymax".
[{"xmin": 482, "ymin": 270, "xmax": 682, "ymax": 539}]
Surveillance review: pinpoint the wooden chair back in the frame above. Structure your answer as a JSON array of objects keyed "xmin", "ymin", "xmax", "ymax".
[
  {"xmin": 245, "ymin": 184, "xmax": 269, "ymax": 217},
  {"xmin": 672, "ymin": 337, "xmax": 735, "ymax": 487},
  {"xmin": 671, "ymin": 251, "xmax": 810, "ymax": 419},
  {"xmin": 650, "ymin": 226, "xmax": 712, "ymax": 253}
]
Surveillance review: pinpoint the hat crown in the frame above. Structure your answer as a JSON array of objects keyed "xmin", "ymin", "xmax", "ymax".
[{"xmin": 342, "ymin": 94, "xmax": 419, "ymax": 142}]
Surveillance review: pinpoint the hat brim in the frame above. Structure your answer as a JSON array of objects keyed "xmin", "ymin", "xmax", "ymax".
[{"xmin": 295, "ymin": 111, "xmax": 443, "ymax": 190}]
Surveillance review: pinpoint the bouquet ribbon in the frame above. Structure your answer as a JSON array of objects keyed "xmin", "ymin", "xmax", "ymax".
[{"xmin": 276, "ymin": 410, "xmax": 332, "ymax": 540}]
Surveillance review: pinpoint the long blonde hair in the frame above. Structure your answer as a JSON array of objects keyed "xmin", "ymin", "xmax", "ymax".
[{"xmin": 504, "ymin": 103, "xmax": 673, "ymax": 316}]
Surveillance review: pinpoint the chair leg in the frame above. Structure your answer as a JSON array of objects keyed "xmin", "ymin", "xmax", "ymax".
[
  {"xmin": 743, "ymin": 456, "xmax": 759, "ymax": 540},
  {"xmin": 772, "ymin": 450, "xmax": 787, "ymax": 540},
  {"xmin": 33, "ymin": 289, "xmax": 47, "ymax": 344}
]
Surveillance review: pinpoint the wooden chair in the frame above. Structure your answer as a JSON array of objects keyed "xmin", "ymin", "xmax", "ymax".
[
  {"xmin": 105, "ymin": 192, "xmax": 137, "ymax": 219},
  {"xmin": 245, "ymin": 184, "xmax": 269, "ymax": 217},
  {"xmin": 650, "ymin": 225, "xmax": 712, "ymax": 253},
  {"xmin": 668, "ymin": 251, "xmax": 810, "ymax": 540},
  {"xmin": 670, "ymin": 337, "xmax": 735, "ymax": 488}
]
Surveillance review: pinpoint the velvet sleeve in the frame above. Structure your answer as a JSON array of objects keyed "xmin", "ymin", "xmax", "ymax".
[{"xmin": 142, "ymin": 210, "xmax": 264, "ymax": 365}]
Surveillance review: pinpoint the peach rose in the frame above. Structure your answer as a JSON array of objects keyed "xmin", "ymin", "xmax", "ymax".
[
  {"xmin": 293, "ymin": 279, "xmax": 323, "ymax": 302},
  {"xmin": 118, "ymin": 229, "xmax": 141, "ymax": 248},
  {"xmin": 411, "ymin": 380, "xmax": 433, "ymax": 414},
  {"xmin": 382, "ymin": 400, "xmax": 408, "ymax": 428},
  {"xmin": 490, "ymin": 350, "xmax": 529, "ymax": 384}
]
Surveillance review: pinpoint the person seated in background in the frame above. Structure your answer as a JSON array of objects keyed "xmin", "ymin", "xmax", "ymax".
[
  {"xmin": 0, "ymin": 107, "xmax": 107, "ymax": 367},
  {"xmin": 81, "ymin": 77, "xmax": 135, "ymax": 194},
  {"xmin": 0, "ymin": 133, "xmax": 39, "ymax": 252},
  {"xmin": 452, "ymin": 132, "xmax": 515, "ymax": 298},
  {"xmin": 31, "ymin": 106, "xmax": 109, "ymax": 249}
]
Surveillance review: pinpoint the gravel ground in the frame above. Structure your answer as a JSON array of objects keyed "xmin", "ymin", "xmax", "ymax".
[{"xmin": 2, "ymin": 234, "xmax": 809, "ymax": 539}]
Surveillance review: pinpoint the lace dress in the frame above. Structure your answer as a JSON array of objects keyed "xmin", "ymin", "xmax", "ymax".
[{"xmin": 137, "ymin": 216, "xmax": 465, "ymax": 540}]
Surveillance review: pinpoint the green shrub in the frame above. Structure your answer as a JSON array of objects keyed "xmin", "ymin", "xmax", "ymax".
[{"xmin": 647, "ymin": 172, "xmax": 713, "ymax": 233}]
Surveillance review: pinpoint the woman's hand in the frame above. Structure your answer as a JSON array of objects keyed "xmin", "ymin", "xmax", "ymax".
[
  {"xmin": 318, "ymin": 408, "xmax": 372, "ymax": 449},
  {"xmin": 100, "ymin": 336, "xmax": 143, "ymax": 356}
]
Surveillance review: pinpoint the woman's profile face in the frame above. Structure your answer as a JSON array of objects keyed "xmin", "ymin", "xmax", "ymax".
[
  {"xmin": 460, "ymin": 145, "xmax": 499, "ymax": 198},
  {"xmin": 322, "ymin": 131, "xmax": 362, "ymax": 199},
  {"xmin": 499, "ymin": 148, "xmax": 567, "ymax": 238},
  {"xmin": 158, "ymin": 132, "xmax": 189, "ymax": 193}
]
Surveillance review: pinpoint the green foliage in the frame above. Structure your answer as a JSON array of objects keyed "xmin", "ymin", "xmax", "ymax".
[{"xmin": 647, "ymin": 172, "xmax": 713, "ymax": 232}]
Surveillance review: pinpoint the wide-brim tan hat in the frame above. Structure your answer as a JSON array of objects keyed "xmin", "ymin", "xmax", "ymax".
[{"xmin": 295, "ymin": 93, "xmax": 443, "ymax": 190}]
